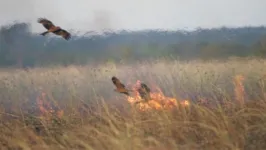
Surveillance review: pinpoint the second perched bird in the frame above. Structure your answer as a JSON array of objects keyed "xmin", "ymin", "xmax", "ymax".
[
  {"xmin": 38, "ymin": 18, "xmax": 71, "ymax": 40},
  {"xmin": 137, "ymin": 83, "xmax": 151, "ymax": 102},
  {"xmin": 111, "ymin": 76, "xmax": 131, "ymax": 96}
]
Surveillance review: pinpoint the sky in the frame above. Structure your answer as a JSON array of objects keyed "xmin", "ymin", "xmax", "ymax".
[{"xmin": 0, "ymin": 0, "xmax": 266, "ymax": 33}]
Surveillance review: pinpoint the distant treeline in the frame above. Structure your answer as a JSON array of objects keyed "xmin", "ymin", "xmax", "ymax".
[{"xmin": 1, "ymin": 22, "xmax": 266, "ymax": 68}]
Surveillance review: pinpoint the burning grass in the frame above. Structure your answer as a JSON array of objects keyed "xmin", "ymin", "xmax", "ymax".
[
  {"xmin": 127, "ymin": 80, "xmax": 190, "ymax": 111},
  {"xmin": 1, "ymin": 58, "xmax": 266, "ymax": 149}
]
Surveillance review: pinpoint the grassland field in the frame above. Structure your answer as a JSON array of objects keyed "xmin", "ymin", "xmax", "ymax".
[{"xmin": 1, "ymin": 57, "xmax": 266, "ymax": 150}]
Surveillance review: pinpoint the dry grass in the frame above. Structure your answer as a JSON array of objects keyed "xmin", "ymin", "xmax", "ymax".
[{"xmin": 1, "ymin": 58, "xmax": 266, "ymax": 150}]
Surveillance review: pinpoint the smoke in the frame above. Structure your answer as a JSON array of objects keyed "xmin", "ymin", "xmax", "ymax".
[
  {"xmin": 91, "ymin": 10, "xmax": 113, "ymax": 31},
  {"xmin": 1, "ymin": 0, "xmax": 266, "ymax": 34},
  {"xmin": 0, "ymin": 0, "xmax": 34, "ymax": 24},
  {"xmin": 0, "ymin": 0, "xmax": 118, "ymax": 34}
]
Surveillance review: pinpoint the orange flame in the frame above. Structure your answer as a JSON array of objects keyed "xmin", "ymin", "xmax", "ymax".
[
  {"xmin": 36, "ymin": 92, "xmax": 53, "ymax": 115},
  {"xmin": 127, "ymin": 80, "xmax": 189, "ymax": 111},
  {"xmin": 36, "ymin": 91, "xmax": 64, "ymax": 121},
  {"xmin": 233, "ymin": 75, "xmax": 245, "ymax": 106}
]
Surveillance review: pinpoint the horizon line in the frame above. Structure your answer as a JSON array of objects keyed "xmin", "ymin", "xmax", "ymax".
[{"xmin": 1, "ymin": 21, "xmax": 266, "ymax": 37}]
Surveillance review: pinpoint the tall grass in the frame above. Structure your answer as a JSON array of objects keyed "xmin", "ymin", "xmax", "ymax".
[{"xmin": 0, "ymin": 58, "xmax": 266, "ymax": 149}]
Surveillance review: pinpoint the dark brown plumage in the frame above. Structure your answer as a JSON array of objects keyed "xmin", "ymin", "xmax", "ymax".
[
  {"xmin": 137, "ymin": 83, "xmax": 151, "ymax": 102},
  {"xmin": 111, "ymin": 76, "xmax": 130, "ymax": 96},
  {"xmin": 37, "ymin": 18, "xmax": 71, "ymax": 40}
]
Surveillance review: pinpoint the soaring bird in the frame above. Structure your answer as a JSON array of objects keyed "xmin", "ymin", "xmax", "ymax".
[
  {"xmin": 137, "ymin": 83, "xmax": 151, "ymax": 102},
  {"xmin": 111, "ymin": 76, "xmax": 131, "ymax": 96},
  {"xmin": 37, "ymin": 18, "xmax": 71, "ymax": 40}
]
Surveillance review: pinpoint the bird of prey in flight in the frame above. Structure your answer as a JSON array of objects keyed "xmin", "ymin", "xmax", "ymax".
[
  {"xmin": 111, "ymin": 76, "xmax": 131, "ymax": 96},
  {"xmin": 38, "ymin": 18, "xmax": 71, "ymax": 40}
]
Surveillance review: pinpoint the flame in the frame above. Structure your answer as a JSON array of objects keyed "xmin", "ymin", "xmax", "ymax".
[
  {"xmin": 127, "ymin": 80, "xmax": 190, "ymax": 111},
  {"xmin": 233, "ymin": 75, "xmax": 245, "ymax": 106},
  {"xmin": 36, "ymin": 92, "xmax": 53, "ymax": 116},
  {"xmin": 36, "ymin": 91, "xmax": 64, "ymax": 122}
]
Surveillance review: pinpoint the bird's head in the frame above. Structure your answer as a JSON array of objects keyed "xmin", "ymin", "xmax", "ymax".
[{"xmin": 111, "ymin": 76, "xmax": 117, "ymax": 82}]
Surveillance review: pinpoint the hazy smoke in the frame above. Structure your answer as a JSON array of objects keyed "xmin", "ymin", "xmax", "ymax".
[
  {"xmin": 91, "ymin": 10, "xmax": 113, "ymax": 31},
  {"xmin": 0, "ymin": 0, "xmax": 118, "ymax": 34},
  {"xmin": 0, "ymin": 0, "xmax": 266, "ymax": 33}
]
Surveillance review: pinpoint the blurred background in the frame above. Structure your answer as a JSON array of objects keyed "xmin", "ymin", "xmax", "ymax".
[{"xmin": 0, "ymin": 0, "xmax": 266, "ymax": 68}]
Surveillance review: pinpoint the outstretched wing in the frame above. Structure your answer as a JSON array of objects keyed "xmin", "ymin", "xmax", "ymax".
[
  {"xmin": 53, "ymin": 29, "xmax": 71, "ymax": 40},
  {"xmin": 111, "ymin": 76, "xmax": 131, "ymax": 96},
  {"xmin": 112, "ymin": 76, "xmax": 125, "ymax": 89},
  {"xmin": 37, "ymin": 18, "xmax": 55, "ymax": 30}
]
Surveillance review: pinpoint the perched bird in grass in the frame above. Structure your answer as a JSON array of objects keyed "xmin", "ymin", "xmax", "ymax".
[
  {"xmin": 111, "ymin": 76, "xmax": 131, "ymax": 96},
  {"xmin": 137, "ymin": 83, "xmax": 151, "ymax": 102},
  {"xmin": 37, "ymin": 18, "xmax": 71, "ymax": 40}
]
